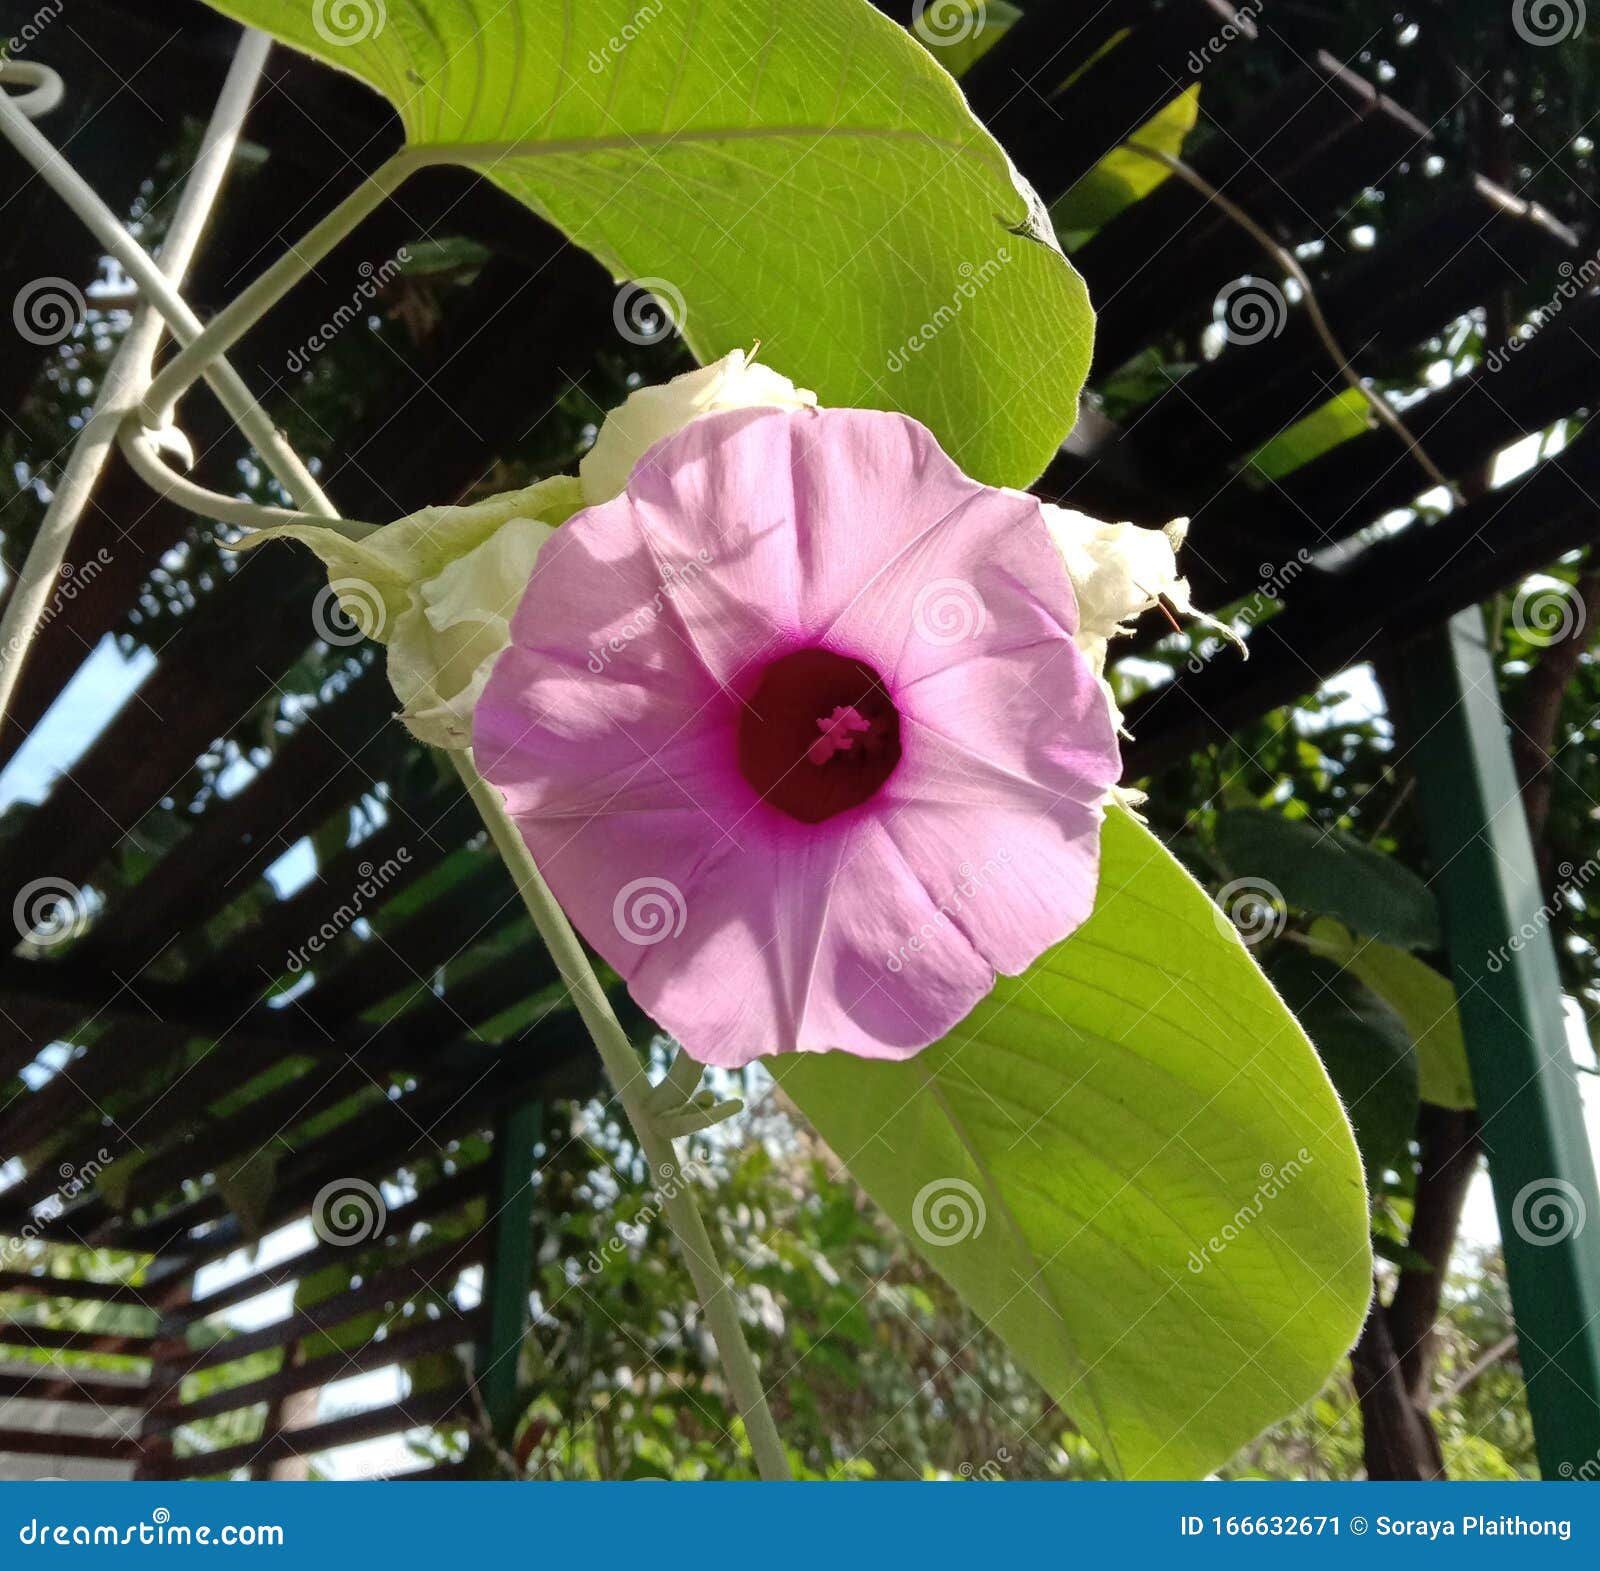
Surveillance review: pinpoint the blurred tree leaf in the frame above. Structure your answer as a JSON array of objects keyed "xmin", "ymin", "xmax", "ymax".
[
  {"xmin": 1216, "ymin": 808, "xmax": 1442, "ymax": 949},
  {"xmin": 1308, "ymin": 917, "xmax": 1474, "ymax": 1110},
  {"xmin": 1269, "ymin": 951, "xmax": 1419, "ymax": 1180}
]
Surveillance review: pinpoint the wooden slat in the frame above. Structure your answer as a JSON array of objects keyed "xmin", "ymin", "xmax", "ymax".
[
  {"xmin": 1126, "ymin": 178, "xmax": 1577, "ymax": 472},
  {"xmin": 0, "ymin": 1324, "xmax": 156, "ymax": 1358},
  {"xmin": 0, "ymin": 1370, "xmax": 149, "ymax": 1408},
  {"xmin": 1082, "ymin": 51, "xmax": 1432, "ymax": 373},
  {"xmin": 0, "ymin": 1271, "xmax": 150, "ymax": 1307},
  {"xmin": 151, "ymin": 1386, "xmax": 467, "ymax": 1479},
  {"xmin": 159, "ymin": 1235, "xmax": 486, "ymax": 1376},
  {"xmin": 1122, "ymin": 423, "xmax": 1600, "ymax": 777},
  {"xmin": 145, "ymin": 1310, "xmax": 479, "ymax": 1432},
  {"xmin": 0, "ymin": 1428, "xmax": 145, "ymax": 1463}
]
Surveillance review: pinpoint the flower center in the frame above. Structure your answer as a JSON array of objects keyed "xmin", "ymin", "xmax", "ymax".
[{"xmin": 738, "ymin": 648, "xmax": 902, "ymax": 824}]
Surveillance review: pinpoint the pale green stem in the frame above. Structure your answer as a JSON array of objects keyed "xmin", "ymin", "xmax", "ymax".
[
  {"xmin": 0, "ymin": 34, "xmax": 286, "ymax": 723},
  {"xmin": 8, "ymin": 80, "xmax": 792, "ymax": 1476},
  {"xmin": 453, "ymin": 752, "xmax": 792, "ymax": 1480},
  {"xmin": 0, "ymin": 64, "xmax": 330, "ymax": 516},
  {"xmin": 141, "ymin": 150, "xmax": 419, "ymax": 430}
]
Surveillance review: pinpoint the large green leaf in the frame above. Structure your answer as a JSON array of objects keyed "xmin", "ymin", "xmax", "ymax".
[
  {"xmin": 1215, "ymin": 808, "xmax": 1442, "ymax": 950},
  {"xmin": 776, "ymin": 808, "xmax": 1371, "ymax": 1479},
  {"xmin": 1307, "ymin": 917, "xmax": 1474, "ymax": 1110},
  {"xmin": 201, "ymin": 0, "xmax": 1093, "ymax": 487}
]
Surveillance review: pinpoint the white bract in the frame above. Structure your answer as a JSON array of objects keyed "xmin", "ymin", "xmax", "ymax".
[
  {"xmin": 1043, "ymin": 505, "xmax": 1240, "ymax": 720},
  {"xmin": 234, "ymin": 351, "xmax": 812, "ymax": 749},
  {"xmin": 579, "ymin": 348, "xmax": 817, "ymax": 504},
  {"xmin": 234, "ymin": 475, "xmax": 582, "ymax": 748}
]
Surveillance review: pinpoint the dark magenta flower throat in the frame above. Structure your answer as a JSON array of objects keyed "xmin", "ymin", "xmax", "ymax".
[{"xmin": 737, "ymin": 648, "xmax": 902, "ymax": 824}]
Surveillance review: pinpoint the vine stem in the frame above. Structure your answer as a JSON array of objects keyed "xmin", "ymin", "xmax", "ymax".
[
  {"xmin": 7, "ymin": 51, "xmax": 792, "ymax": 1478},
  {"xmin": 0, "ymin": 34, "xmax": 299, "ymax": 725},
  {"xmin": 452, "ymin": 752, "xmax": 792, "ymax": 1480},
  {"xmin": 0, "ymin": 53, "xmax": 331, "ymax": 516},
  {"xmin": 1125, "ymin": 140, "xmax": 1465, "ymax": 507}
]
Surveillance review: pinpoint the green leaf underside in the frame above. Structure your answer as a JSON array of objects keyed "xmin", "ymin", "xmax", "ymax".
[
  {"xmin": 1247, "ymin": 388, "xmax": 1373, "ymax": 483},
  {"xmin": 1053, "ymin": 86, "xmax": 1201, "ymax": 241},
  {"xmin": 1307, "ymin": 918, "xmax": 1474, "ymax": 1111},
  {"xmin": 777, "ymin": 809, "xmax": 1371, "ymax": 1480},
  {"xmin": 200, "ymin": 0, "xmax": 1094, "ymax": 488},
  {"xmin": 1216, "ymin": 808, "xmax": 1442, "ymax": 951}
]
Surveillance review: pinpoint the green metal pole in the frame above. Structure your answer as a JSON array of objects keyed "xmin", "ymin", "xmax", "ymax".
[
  {"xmin": 1400, "ymin": 609, "xmax": 1600, "ymax": 1477},
  {"xmin": 475, "ymin": 1098, "xmax": 544, "ymax": 1445}
]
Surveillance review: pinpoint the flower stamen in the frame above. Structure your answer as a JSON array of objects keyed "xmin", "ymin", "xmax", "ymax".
[{"xmin": 808, "ymin": 704, "xmax": 871, "ymax": 765}]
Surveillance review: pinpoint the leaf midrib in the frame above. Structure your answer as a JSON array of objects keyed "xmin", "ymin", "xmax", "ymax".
[{"xmin": 408, "ymin": 123, "xmax": 999, "ymax": 171}]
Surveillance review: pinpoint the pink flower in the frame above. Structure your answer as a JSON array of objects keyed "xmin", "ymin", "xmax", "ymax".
[{"xmin": 474, "ymin": 407, "xmax": 1121, "ymax": 1067}]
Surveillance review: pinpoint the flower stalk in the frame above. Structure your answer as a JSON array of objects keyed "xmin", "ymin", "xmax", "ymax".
[
  {"xmin": 452, "ymin": 752, "xmax": 793, "ymax": 1480},
  {"xmin": 0, "ymin": 96, "xmax": 793, "ymax": 1477}
]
